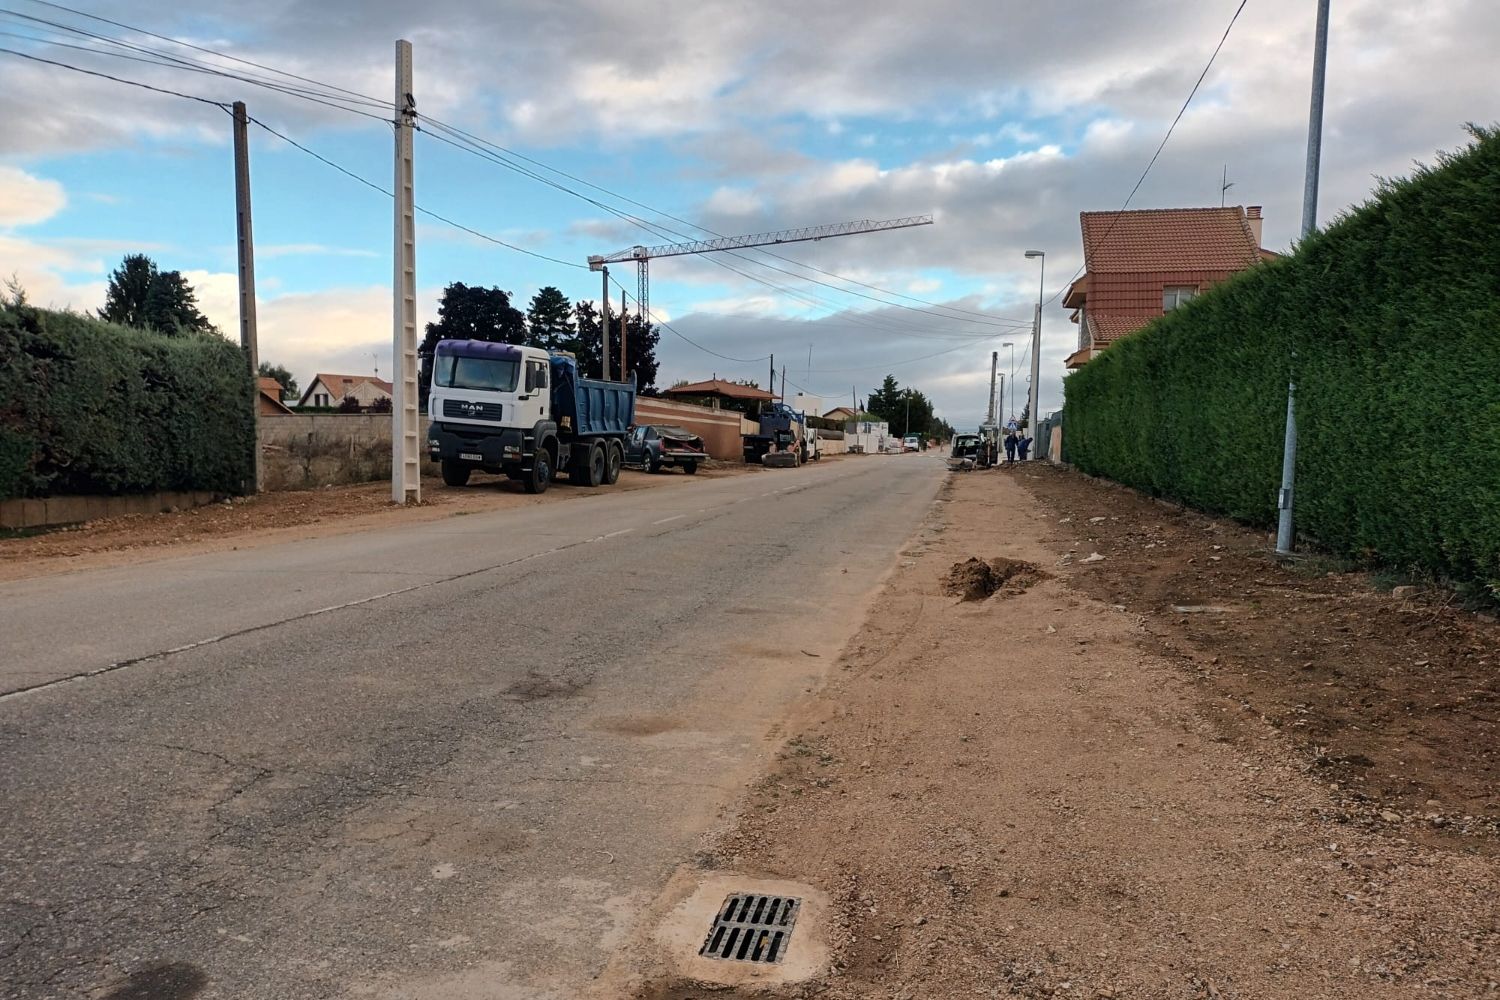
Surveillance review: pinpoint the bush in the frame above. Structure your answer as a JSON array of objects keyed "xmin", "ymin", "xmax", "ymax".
[
  {"xmin": 0, "ymin": 303, "xmax": 255, "ymax": 498},
  {"xmin": 1064, "ymin": 126, "xmax": 1500, "ymax": 590}
]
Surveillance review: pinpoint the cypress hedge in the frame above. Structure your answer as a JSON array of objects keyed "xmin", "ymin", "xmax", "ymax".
[
  {"xmin": 0, "ymin": 303, "xmax": 255, "ymax": 499},
  {"xmin": 1063, "ymin": 126, "xmax": 1500, "ymax": 591}
]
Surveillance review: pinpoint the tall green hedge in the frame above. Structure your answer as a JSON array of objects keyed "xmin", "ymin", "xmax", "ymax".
[
  {"xmin": 1064, "ymin": 126, "xmax": 1500, "ymax": 589},
  {"xmin": 0, "ymin": 303, "xmax": 255, "ymax": 499}
]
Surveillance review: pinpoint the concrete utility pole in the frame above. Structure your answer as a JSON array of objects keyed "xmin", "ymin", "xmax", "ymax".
[
  {"xmin": 1277, "ymin": 0, "xmax": 1331, "ymax": 555},
  {"xmin": 231, "ymin": 100, "xmax": 261, "ymax": 492},
  {"xmin": 619, "ymin": 287, "xmax": 627, "ymax": 381},
  {"xmin": 985, "ymin": 351, "xmax": 998, "ymax": 426},
  {"xmin": 1024, "ymin": 250, "xmax": 1046, "ymax": 458},
  {"xmin": 600, "ymin": 266, "xmax": 611, "ymax": 380},
  {"xmin": 769, "ymin": 354, "xmax": 775, "ymax": 395},
  {"xmin": 390, "ymin": 40, "xmax": 420, "ymax": 504}
]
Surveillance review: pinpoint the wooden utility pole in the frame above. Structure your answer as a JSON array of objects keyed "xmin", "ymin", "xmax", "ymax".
[
  {"xmin": 619, "ymin": 287, "xmax": 627, "ymax": 381},
  {"xmin": 231, "ymin": 101, "xmax": 261, "ymax": 492},
  {"xmin": 391, "ymin": 39, "xmax": 420, "ymax": 504}
]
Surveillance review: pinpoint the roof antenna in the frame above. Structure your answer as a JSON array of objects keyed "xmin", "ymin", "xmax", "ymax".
[
  {"xmin": 372, "ymin": 352, "xmax": 379, "ymax": 377},
  {"xmin": 1221, "ymin": 164, "xmax": 1235, "ymax": 208}
]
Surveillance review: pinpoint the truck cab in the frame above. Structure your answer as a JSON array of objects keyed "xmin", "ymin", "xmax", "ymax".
[{"xmin": 426, "ymin": 339, "xmax": 634, "ymax": 493}]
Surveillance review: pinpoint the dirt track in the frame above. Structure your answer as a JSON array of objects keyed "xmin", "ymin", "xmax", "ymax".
[{"xmin": 629, "ymin": 465, "xmax": 1499, "ymax": 999}]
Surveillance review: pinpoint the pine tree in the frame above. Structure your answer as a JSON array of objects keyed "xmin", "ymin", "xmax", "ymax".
[{"xmin": 525, "ymin": 286, "xmax": 575, "ymax": 351}]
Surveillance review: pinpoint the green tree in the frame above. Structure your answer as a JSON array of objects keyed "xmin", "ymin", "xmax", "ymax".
[
  {"xmin": 257, "ymin": 362, "xmax": 298, "ymax": 400},
  {"xmin": 99, "ymin": 254, "xmax": 214, "ymax": 335},
  {"xmin": 526, "ymin": 286, "xmax": 575, "ymax": 351},
  {"xmin": 418, "ymin": 282, "xmax": 527, "ymax": 405}
]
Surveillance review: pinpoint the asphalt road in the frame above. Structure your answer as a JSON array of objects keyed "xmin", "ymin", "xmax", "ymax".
[{"xmin": 0, "ymin": 454, "xmax": 942, "ymax": 1000}]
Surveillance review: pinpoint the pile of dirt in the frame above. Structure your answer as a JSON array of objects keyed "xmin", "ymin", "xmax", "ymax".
[{"xmin": 941, "ymin": 555, "xmax": 1043, "ymax": 601}]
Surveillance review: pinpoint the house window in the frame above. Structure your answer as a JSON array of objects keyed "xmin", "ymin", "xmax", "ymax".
[
  {"xmin": 316, "ymin": 393, "xmax": 329, "ymax": 406},
  {"xmin": 1163, "ymin": 285, "xmax": 1197, "ymax": 311}
]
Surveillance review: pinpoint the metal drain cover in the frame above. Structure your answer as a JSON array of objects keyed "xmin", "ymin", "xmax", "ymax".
[{"xmin": 699, "ymin": 893, "xmax": 802, "ymax": 964}]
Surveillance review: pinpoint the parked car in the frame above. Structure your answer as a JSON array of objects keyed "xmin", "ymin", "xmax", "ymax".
[
  {"xmin": 902, "ymin": 434, "xmax": 921, "ymax": 452},
  {"xmin": 626, "ymin": 424, "xmax": 708, "ymax": 474}
]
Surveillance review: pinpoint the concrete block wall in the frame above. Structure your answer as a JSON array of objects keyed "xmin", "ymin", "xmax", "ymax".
[
  {"xmin": 259, "ymin": 413, "xmax": 438, "ymax": 491},
  {"xmin": 0, "ymin": 491, "xmax": 221, "ymax": 529}
]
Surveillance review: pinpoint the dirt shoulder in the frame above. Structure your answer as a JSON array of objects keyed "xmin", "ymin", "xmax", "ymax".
[
  {"xmin": 628, "ymin": 466, "xmax": 1499, "ymax": 999},
  {"xmin": 0, "ymin": 461, "xmax": 757, "ymax": 583}
]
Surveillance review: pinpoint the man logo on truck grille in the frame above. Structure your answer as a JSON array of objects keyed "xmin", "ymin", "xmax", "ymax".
[{"xmin": 462, "ymin": 402, "xmax": 480, "ymax": 415}]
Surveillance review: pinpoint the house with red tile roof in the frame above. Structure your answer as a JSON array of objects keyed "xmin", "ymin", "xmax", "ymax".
[
  {"xmin": 257, "ymin": 377, "xmax": 292, "ymax": 415},
  {"xmin": 1063, "ymin": 206, "xmax": 1270, "ymax": 369},
  {"xmin": 297, "ymin": 373, "xmax": 394, "ymax": 409}
]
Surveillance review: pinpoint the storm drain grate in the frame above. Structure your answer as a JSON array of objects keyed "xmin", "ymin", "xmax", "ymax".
[{"xmin": 699, "ymin": 893, "xmax": 802, "ymax": 964}]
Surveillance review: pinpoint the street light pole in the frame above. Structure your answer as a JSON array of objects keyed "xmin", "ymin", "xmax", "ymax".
[
  {"xmin": 1276, "ymin": 0, "xmax": 1331, "ymax": 555},
  {"xmin": 1024, "ymin": 250, "xmax": 1045, "ymax": 459}
]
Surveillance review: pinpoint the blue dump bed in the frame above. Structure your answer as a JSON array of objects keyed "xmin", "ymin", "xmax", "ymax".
[{"xmin": 549, "ymin": 354, "xmax": 635, "ymax": 438}]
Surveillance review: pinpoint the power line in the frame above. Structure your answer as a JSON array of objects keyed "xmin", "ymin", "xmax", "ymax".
[
  {"xmin": 0, "ymin": 45, "xmax": 587, "ymax": 271},
  {"xmin": 14, "ymin": 2, "xmax": 1033, "ymax": 331},
  {"xmin": 0, "ymin": 9, "xmax": 391, "ymax": 120},
  {"xmin": 419, "ymin": 120, "xmax": 1033, "ymax": 332},
  {"xmin": 1044, "ymin": 0, "xmax": 1250, "ymax": 306},
  {"xmin": 244, "ymin": 118, "xmax": 587, "ymax": 270},
  {"xmin": 420, "ymin": 123, "xmax": 1014, "ymax": 342},
  {"xmin": 16, "ymin": 0, "xmax": 388, "ymax": 108},
  {"xmin": 0, "ymin": 44, "xmax": 227, "ymax": 106},
  {"xmin": 415, "ymin": 113, "xmax": 1034, "ymax": 326}
]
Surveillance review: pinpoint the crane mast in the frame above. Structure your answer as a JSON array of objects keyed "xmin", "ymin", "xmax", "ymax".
[{"xmin": 588, "ymin": 215, "xmax": 933, "ymax": 328}]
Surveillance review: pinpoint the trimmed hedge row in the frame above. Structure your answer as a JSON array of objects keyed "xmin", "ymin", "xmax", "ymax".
[
  {"xmin": 0, "ymin": 303, "xmax": 255, "ymax": 499},
  {"xmin": 1064, "ymin": 127, "xmax": 1500, "ymax": 590}
]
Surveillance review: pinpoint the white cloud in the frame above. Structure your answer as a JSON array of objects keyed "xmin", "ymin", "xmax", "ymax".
[{"xmin": 0, "ymin": 166, "xmax": 66, "ymax": 227}]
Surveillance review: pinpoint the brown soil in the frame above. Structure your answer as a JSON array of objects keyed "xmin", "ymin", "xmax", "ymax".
[
  {"xmin": 0, "ymin": 461, "xmax": 755, "ymax": 583},
  {"xmin": 941, "ymin": 555, "xmax": 1045, "ymax": 601},
  {"xmin": 1022, "ymin": 465, "xmax": 1498, "ymax": 847},
  {"xmin": 625, "ymin": 467, "xmax": 1500, "ymax": 1000}
]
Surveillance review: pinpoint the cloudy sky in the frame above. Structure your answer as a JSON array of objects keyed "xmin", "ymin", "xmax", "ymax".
[{"xmin": 0, "ymin": 0, "xmax": 1493, "ymax": 426}]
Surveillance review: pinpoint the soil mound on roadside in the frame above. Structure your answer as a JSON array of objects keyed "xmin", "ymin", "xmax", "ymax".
[{"xmin": 942, "ymin": 556, "xmax": 1043, "ymax": 601}]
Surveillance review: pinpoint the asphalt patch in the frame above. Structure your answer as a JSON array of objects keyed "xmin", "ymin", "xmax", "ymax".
[{"xmin": 102, "ymin": 962, "xmax": 208, "ymax": 1000}]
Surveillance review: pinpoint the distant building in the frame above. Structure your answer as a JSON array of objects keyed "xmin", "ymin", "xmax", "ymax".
[
  {"xmin": 662, "ymin": 378, "xmax": 775, "ymax": 414},
  {"xmin": 823, "ymin": 405, "xmax": 859, "ymax": 423},
  {"xmin": 1064, "ymin": 205, "xmax": 1271, "ymax": 369},
  {"xmin": 257, "ymin": 377, "xmax": 292, "ymax": 415},
  {"xmin": 298, "ymin": 373, "xmax": 394, "ymax": 408}
]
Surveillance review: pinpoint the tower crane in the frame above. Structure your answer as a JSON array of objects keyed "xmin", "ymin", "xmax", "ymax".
[{"xmin": 587, "ymin": 216, "xmax": 934, "ymax": 332}]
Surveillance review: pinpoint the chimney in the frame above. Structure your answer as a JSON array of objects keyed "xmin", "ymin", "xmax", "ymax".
[{"xmin": 1245, "ymin": 205, "xmax": 1263, "ymax": 248}]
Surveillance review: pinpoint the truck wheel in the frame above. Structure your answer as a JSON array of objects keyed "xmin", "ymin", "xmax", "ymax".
[
  {"xmin": 682, "ymin": 460, "xmax": 698, "ymax": 475},
  {"xmin": 647, "ymin": 452, "xmax": 662, "ymax": 474},
  {"xmin": 441, "ymin": 460, "xmax": 471, "ymax": 487},
  {"xmin": 584, "ymin": 444, "xmax": 606, "ymax": 488},
  {"xmin": 524, "ymin": 449, "xmax": 552, "ymax": 495},
  {"xmin": 604, "ymin": 442, "xmax": 622, "ymax": 484}
]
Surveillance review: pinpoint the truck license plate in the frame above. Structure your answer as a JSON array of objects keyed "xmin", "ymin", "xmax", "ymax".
[{"xmin": 460, "ymin": 452, "xmax": 483, "ymax": 462}]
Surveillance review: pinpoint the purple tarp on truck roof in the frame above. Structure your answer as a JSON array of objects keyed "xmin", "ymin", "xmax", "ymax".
[{"xmin": 434, "ymin": 339, "xmax": 524, "ymax": 361}]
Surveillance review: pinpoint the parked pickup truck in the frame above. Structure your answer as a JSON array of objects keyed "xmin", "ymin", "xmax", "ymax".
[
  {"xmin": 626, "ymin": 424, "xmax": 708, "ymax": 474},
  {"xmin": 426, "ymin": 339, "xmax": 635, "ymax": 493}
]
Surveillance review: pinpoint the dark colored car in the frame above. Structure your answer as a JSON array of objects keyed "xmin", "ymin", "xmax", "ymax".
[{"xmin": 625, "ymin": 424, "xmax": 708, "ymax": 474}]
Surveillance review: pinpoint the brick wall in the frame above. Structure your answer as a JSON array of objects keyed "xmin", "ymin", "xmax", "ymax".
[{"xmin": 634, "ymin": 397, "xmax": 751, "ymax": 461}]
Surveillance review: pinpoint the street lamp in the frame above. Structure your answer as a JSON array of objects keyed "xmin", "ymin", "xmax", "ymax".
[{"xmin": 1023, "ymin": 250, "xmax": 1045, "ymax": 459}]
